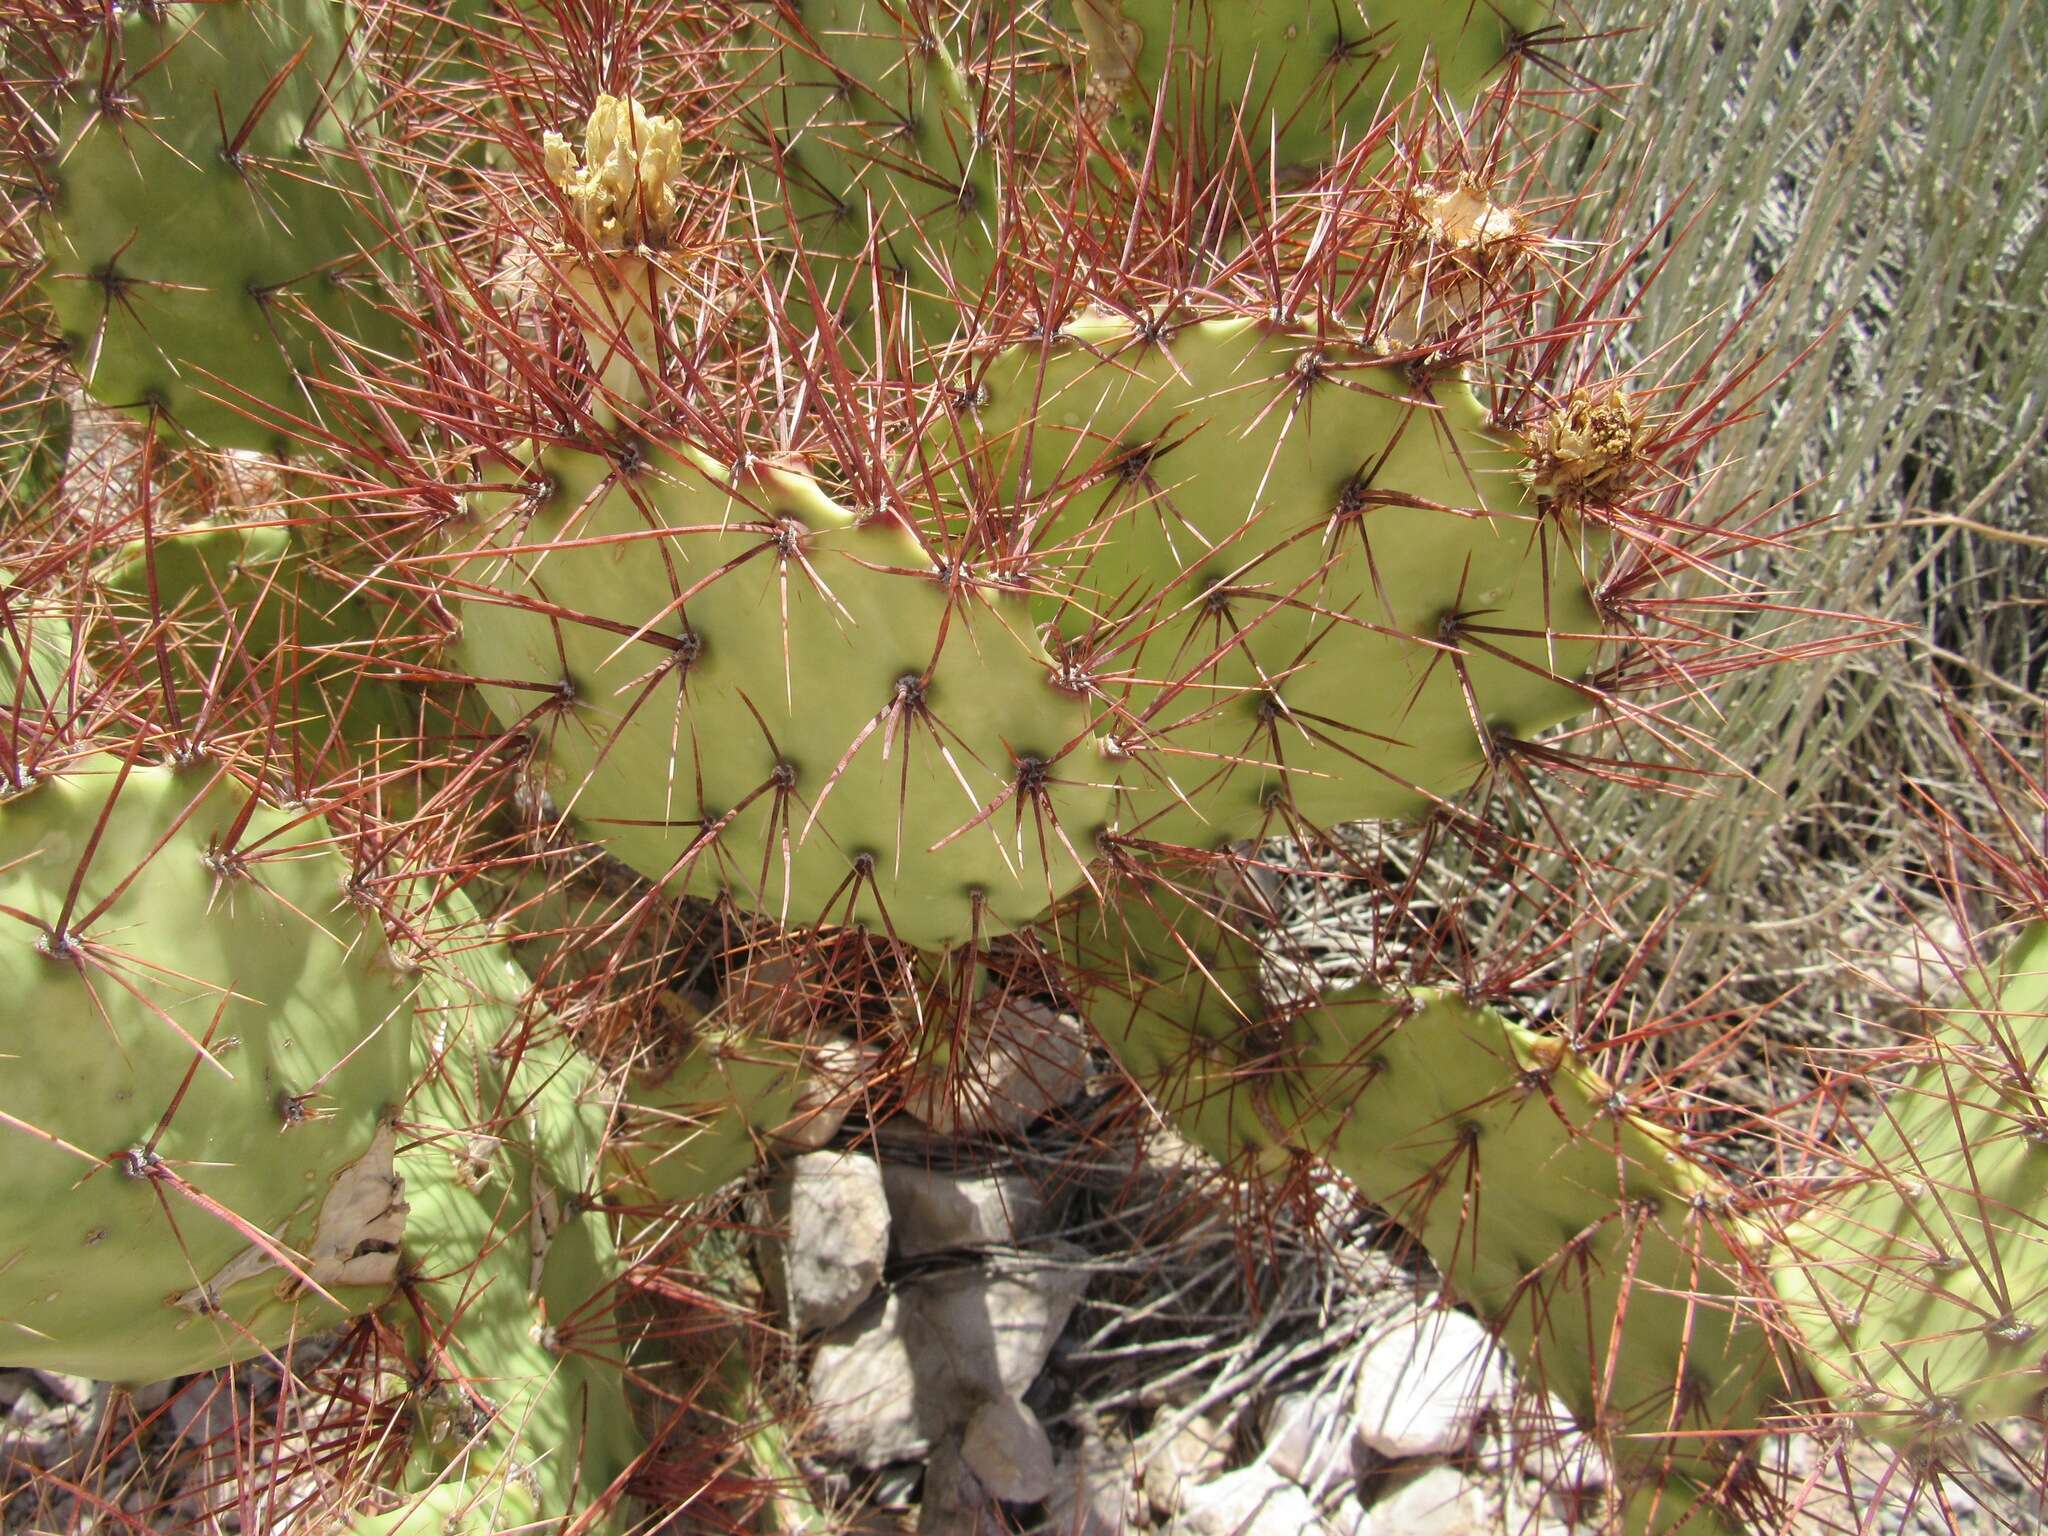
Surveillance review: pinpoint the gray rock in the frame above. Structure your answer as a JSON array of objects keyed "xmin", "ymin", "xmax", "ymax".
[
  {"xmin": 959, "ymin": 1396, "xmax": 1055, "ymax": 1504},
  {"xmin": 806, "ymin": 1292, "xmax": 923, "ymax": 1462},
  {"xmin": 902, "ymin": 999, "xmax": 1089, "ymax": 1135},
  {"xmin": 1137, "ymin": 1410, "xmax": 1232, "ymax": 1518},
  {"xmin": 1360, "ymin": 1466, "xmax": 1496, "ymax": 1536},
  {"xmin": 807, "ymin": 1247, "xmax": 1090, "ymax": 1466},
  {"xmin": 28, "ymin": 1373, "xmax": 91, "ymax": 1409},
  {"xmin": 1175, "ymin": 1465, "xmax": 1326, "ymax": 1536},
  {"xmin": 0, "ymin": 1381, "xmax": 91, "ymax": 1470},
  {"xmin": 1352, "ymin": 1310, "xmax": 1506, "ymax": 1459},
  {"xmin": 760, "ymin": 1149, "xmax": 889, "ymax": 1335},
  {"xmin": 769, "ymin": 1038, "xmax": 877, "ymax": 1151},
  {"xmin": 1510, "ymin": 1395, "xmax": 1610, "ymax": 1515},
  {"xmin": 919, "ymin": 1434, "xmax": 997, "ymax": 1536},
  {"xmin": 1260, "ymin": 1384, "xmax": 1356, "ymax": 1492},
  {"xmin": 882, "ymin": 1162, "xmax": 1047, "ymax": 1258},
  {"xmin": 1046, "ymin": 1428, "xmax": 1140, "ymax": 1536},
  {"xmin": 1872, "ymin": 912, "xmax": 1966, "ymax": 1000},
  {"xmin": 910, "ymin": 1247, "xmax": 1090, "ymax": 1398},
  {"xmin": 1330, "ymin": 1495, "xmax": 1375, "ymax": 1536}
]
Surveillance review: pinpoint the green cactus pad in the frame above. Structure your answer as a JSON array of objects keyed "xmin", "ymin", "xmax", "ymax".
[
  {"xmin": 36, "ymin": 0, "xmax": 407, "ymax": 452},
  {"xmin": 1311, "ymin": 992, "xmax": 1777, "ymax": 1493},
  {"xmin": 1072, "ymin": 0, "xmax": 1547, "ymax": 171},
  {"xmin": 608, "ymin": 1029, "xmax": 807, "ymax": 1209},
  {"xmin": 348, "ymin": 1478, "xmax": 541, "ymax": 1536},
  {"xmin": 0, "ymin": 758, "xmax": 415, "ymax": 1382},
  {"xmin": 453, "ymin": 438, "xmax": 1112, "ymax": 949},
  {"xmin": 722, "ymin": 2, "xmax": 1007, "ymax": 349},
  {"xmin": 1062, "ymin": 883, "xmax": 1785, "ymax": 1519},
  {"xmin": 1, "ymin": 565, "xmax": 77, "ymax": 719},
  {"xmin": 97, "ymin": 521, "xmax": 444, "ymax": 772},
  {"xmin": 380, "ymin": 989, "xmax": 641, "ymax": 1535},
  {"xmin": 0, "ymin": 381, "xmax": 69, "ymax": 513},
  {"xmin": 382, "ymin": 1048, "xmax": 638, "ymax": 1536},
  {"xmin": 1775, "ymin": 922, "xmax": 2048, "ymax": 1444},
  {"xmin": 971, "ymin": 316, "xmax": 1604, "ymax": 846}
]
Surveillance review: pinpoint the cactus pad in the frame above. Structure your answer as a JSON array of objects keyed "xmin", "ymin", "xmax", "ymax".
[
  {"xmin": 972, "ymin": 316, "xmax": 1605, "ymax": 846},
  {"xmin": 97, "ymin": 521, "xmax": 450, "ymax": 780},
  {"xmin": 372, "ymin": 929, "xmax": 641, "ymax": 1535},
  {"xmin": 720, "ymin": 2, "xmax": 1006, "ymax": 349},
  {"xmin": 0, "ymin": 758, "xmax": 414, "ymax": 1381},
  {"xmin": 1060, "ymin": 881, "xmax": 1786, "ymax": 1521},
  {"xmin": 1072, "ymin": 0, "xmax": 1547, "ymax": 169},
  {"xmin": 35, "ymin": 0, "xmax": 406, "ymax": 452},
  {"xmin": 1776, "ymin": 923, "xmax": 2048, "ymax": 1444},
  {"xmin": 453, "ymin": 438, "xmax": 1112, "ymax": 949}
]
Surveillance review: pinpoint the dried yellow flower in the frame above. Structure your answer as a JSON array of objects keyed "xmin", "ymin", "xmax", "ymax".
[
  {"xmin": 1415, "ymin": 181, "xmax": 1526, "ymax": 256},
  {"xmin": 1383, "ymin": 180, "xmax": 1535, "ymax": 346},
  {"xmin": 543, "ymin": 94, "xmax": 683, "ymax": 249},
  {"xmin": 1520, "ymin": 389, "xmax": 1650, "ymax": 500}
]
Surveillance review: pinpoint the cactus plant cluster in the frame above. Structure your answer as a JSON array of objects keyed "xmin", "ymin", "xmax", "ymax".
[{"xmin": 0, "ymin": 3, "xmax": 2041, "ymax": 1535}]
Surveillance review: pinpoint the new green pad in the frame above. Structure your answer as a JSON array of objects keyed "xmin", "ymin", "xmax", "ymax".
[
  {"xmin": 1064, "ymin": 884, "xmax": 1784, "ymax": 1527},
  {"xmin": 720, "ymin": 2, "xmax": 1008, "ymax": 351},
  {"xmin": 373, "ymin": 931, "xmax": 640, "ymax": 1535},
  {"xmin": 1776, "ymin": 923, "xmax": 2048, "ymax": 1443},
  {"xmin": 1072, "ymin": 0, "xmax": 1547, "ymax": 172}
]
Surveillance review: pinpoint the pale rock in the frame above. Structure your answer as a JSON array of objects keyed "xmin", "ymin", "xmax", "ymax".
[
  {"xmin": 1175, "ymin": 1464, "xmax": 1327, "ymax": 1536},
  {"xmin": 903, "ymin": 998, "xmax": 1089, "ymax": 1135},
  {"xmin": 29, "ymin": 1373, "xmax": 90, "ymax": 1409},
  {"xmin": 124, "ymin": 1380, "xmax": 175, "ymax": 1414},
  {"xmin": 0, "ymin": 1381, "xmax": 91, "ymax": 1470},
  {"xmin": 1330, "ymin": 1495, "xmax": 1374, "ymax": 1536},
  {"xmin": 1364, "ymin": 1466, "xmax": 1494, "ymax": 1536},
  {"xmin": 911, "ymin": 1247, "xmax": 1090, "ymax": 1395},
  {"xmin": 770, "ymin": 1038, "xmax": 878, "ymax": 1151},
  {"xmin": 959, "ymin": 1395, "xmax": 1055, "ymax": 1503},
  {"xmin": 1046, "ymin": 1429, "xmax": 1140, "ymax": 1536},
  {"xmin": 919, "ymin": 1434, "xmax": 997, "ymax": 1536},
  {"xmin": 1873, "ymin": 912, "xmax": 1966, "ymax": 1000},
  {"xmin": 1474, "ymin": 1394, "xmax": 1608, "ymax": 1524},
  {"xmin": 807, "ymin": 1293, "xmax": 938, "ymax": 1465},
  {"xmin": 1260, "ymin": 1384, "xmax": 1356, "ymax": 1492},
  {"xmin": 883, "ymin": 1162, "xmax": 1047, "ymax": 1258},
  {"xmin": 760, "ymin": 1149, "xmax": 889, "ymax": 1335},
  {"xmin": 1543, "ymin": 1477, "xmax": 1609, "ymax": 1531},
  {"xmin": 1521, "ymin": 1399, "xmax": 1610, "ymax": 1519},
  {"xmin": 807, "ymin": 1247, "xmax": 1089, "ymax": 1466},
  {"xmin": 1353, "ymin": 1310, "xmax": 1506, "ymax": 1459},
  {"xmin": 1137, "ymin": 1410, "xmax": 1232, "ymax": 1518}
]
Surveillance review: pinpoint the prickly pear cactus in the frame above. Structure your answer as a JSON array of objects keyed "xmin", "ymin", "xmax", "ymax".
[
  {"xmin": 0, "ymin": 756, "xmax": 414, "ymax": 1381},
  {"xmin": 1056, "ymin": 877, "xmax": 1781, "ymax": 1521},
  {"xmin": 969, "ymin": 315, "xmax": 1607, "ymax": 842},
  {"xmin": 717, "ymin": 2, "xmax": 1007, "ymax": 349},
  {"xmin": 1775, "ymin": 922, "xmax": 2048, "ymax": 1444},
  {"xmin": 33, "ymin": 0, "xmax": 406, "ymax": 451},
  {"xmin": 455, "ymin": 439, "xmax": 1112, "ymax": 948},
  {"xmin": 361, "ymin": 921, "xmax": 641, "ymax": 1536},
  {"xmin": 13, "ymin": 4, "xmax": 2041, "ymax": 1536},
  {"xmin": 96, "ymin": 520, "xmax": 459, "ymax": 784},
  {"xmin": 0, "ymin": 565, "xmax": 75, "ymax": 716},
  {"xmin": 1073, "ymin": 0, "xmax": 1548, "ymax": 167}
]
